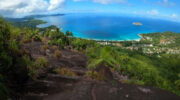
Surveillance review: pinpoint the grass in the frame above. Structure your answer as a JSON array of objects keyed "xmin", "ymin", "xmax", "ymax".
[
  {"xmin": 0, "ymin": 75, "xmax": 8, "ymax": 100},
  {"xmin": 55, "ymin": 68, "xmax": 76, "ymax": 77},
  {"xmin": 34, "ymin": 57, "xmax": 48, "ymax": 69},
  {"xmin": 41, "ymin": 44, "xmax": 49, "ymax": 51},
  {"xmin": 22, "ymin": 56, "xmax": 48, "ymax": 78},
  {"xmin": 1, "ymin": 17, "xmax": 180, "ymax": 96},
  {"xmin": 32, "ymin": 35, "xmax": 42, "ymax": 41},
  {"xmin": 41, "ymin": 37, "xmax": 48, "ymax": 43},
  {"xmin": 52, "ymin": 45, "xmax": 58, "ymax": 50},
  {"xmin": 54, "ymin": 50, "xmax": 61, "ymax": 58},
  {"xmin": 20, "ymin": 38, "xmax": 32, "ymax": 44},
  {"xmin": 86, "ymin": 70, "xmax": 103, "ymax": 81},
  {"xmin": 9, "ymin": 39, "xmax": 18, "ymax": 51}
]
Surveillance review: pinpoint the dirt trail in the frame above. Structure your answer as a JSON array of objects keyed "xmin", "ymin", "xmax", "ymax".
[{"xmin": 20, "ymin": 41, "xmax": 180, "ymax": 100}]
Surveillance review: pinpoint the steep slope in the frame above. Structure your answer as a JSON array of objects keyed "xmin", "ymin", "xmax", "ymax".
[{"xmin": 20, "ymin": 40, "xmax": 180, "ymax": 100}]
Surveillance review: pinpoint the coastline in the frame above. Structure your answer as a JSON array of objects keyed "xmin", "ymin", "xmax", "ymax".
[
  {"xmin": 65, "ymin": 29, "xmax": 142, "ymax": 42},
  {"xmin": 71, "ymin": 33, "xmax": 142, "ymax": 42},
  {"xmin": 85, "ymin": 37, "xmax": 141, "ymax": 42},
  {"xmin": 36, "ymin": 17, "xmax": 144, "ymax": 42}
]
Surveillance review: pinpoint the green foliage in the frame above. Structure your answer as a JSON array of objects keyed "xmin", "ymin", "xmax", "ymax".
[
  {"xmin": 9, "ymin": 39, "xmax": 18, "ymax": 51},
  {"xmin": 46, "ymin": 29, "xmax": 72, "ymax": 48},
  {"xmin": 49, "ymin": 29, "xmax": 64, "ymax": 39},
  {"xmin": 0, "ymin": 75, "xmax": 8, "ymax": 100},
  {"xmin": 57, "ymin": 39, "xmax": 64, "ymax": 48},
  {"xmin": 32, "ymin": 34, "xmax": 42, "ymax": 41},
  {"xmin": 86, "ymin": 45, "xmax": 180, "ymax": 95},
  {"xmin": 175, "ymin": 80, "xmax": 180, "ymax": 90},
  {"xmin": 41, "ymin": 44, "xmax": 49, "ymax": 51},
  {"xmin": 86, "ymin": 71, "xmax": 99, "ymax": 79},
  {"xmin": 34, "ymin": 57, "xmax": 48, "ymax": 69},
  {"xmin": 54, "ymin": 50, "xmax": 62, "ymax": 58},
  {"xmin": 0, "ymin": 17, "xmax": 49, "ymax": 98},
  {"xmin": 43, "ymin": 26, "xmax": 96, "ymax": 50},
  {"xmin": 0, "ymin": 18, "xmax": 30, "ymax": 98},
  {"xmin": 71, "ymin": 38, "xmax": 98, "ymax": 50},
  {"xmin": 8, "ymin": 19, "xmax": 46, "ymax": 29},
  {"xmin": 87, "ymin": 46, "xmax": 118, "ymax": 69},
  {"xmin": 20, "ymin": 56, "xmax": 34, "ymax": 78},
  {"xmin": 86, "ymin": 70, "xmax": 104, "ymax": 81},
  {"xmin": 22, "ymin": 56, "xmax": 47, "ymax": 78},
  {"xmin": 0, "ymin": 18, "xmax": 13, "ymax": 71},
  {"xmin": 119, "ymin": 56, "xmax": 164, "ymax": 86},
  {"xmin": 1, "ymin": 16, "xmax": 180, "ymax": 96},
  {"xmin": 19, "ymin": 28, "xmax": 43, "ymax": 44},
  {"xmin": 55, "ymin": 68, "xmax": 76, "ymax": 77},
  {"xmin": 140, "ymin": 32, "xmax": 180, "ymax": 47},
  {"xmin": 125, "ymin": 78, "xmax": 145, "ymax": 85},
  {"xmin": 65, "ymin": 31, "xmax": 73, "ymax": 37}
]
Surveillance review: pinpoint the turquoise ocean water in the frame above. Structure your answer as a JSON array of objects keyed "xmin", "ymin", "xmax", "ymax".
[{"xmin": 37, "ymin": 14, "xmax": 180, "ymax": 41}]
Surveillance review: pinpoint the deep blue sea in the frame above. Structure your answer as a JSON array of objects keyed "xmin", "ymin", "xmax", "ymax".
[{"xmin": 37, "ymin": 14, "xmax": 180, "ymax": 41}]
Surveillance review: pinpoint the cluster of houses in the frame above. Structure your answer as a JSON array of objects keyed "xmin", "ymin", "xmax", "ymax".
[
  {"xmin": 96, "ymin": 36, "xmax": 180, "ymax": 55},
  {"xmin": 159, "ymin": 39, "xmax": 175, "ymax": 45}
]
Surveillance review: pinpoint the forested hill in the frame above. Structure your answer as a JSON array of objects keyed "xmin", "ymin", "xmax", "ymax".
[
  {"xmin": 0, "ymin": 17, "xmax": 180, "ymax": 100},
  {"xmin": 4, "ymin": 14, "xmax": 64, "ymax": 29}
]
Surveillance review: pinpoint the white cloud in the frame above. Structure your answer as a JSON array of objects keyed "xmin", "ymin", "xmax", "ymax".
[
  {"xmin": 48, "ymin": 0, "xmax": 65, "ymax": 10},
  {"xmin": 157, "ymin": 0, "xmax": 175, "ymax": 6},
  {"xmin": 0, "ymin": 0, "xmax": 127, "ymax": 16},
  {"xmin": 15, "ymin": 0, "xmax": 49, "ymax": 14},
  {"xmin": 0, "ymin": 0, "xmax": 28, "ymax": 11},
  {"xmin": 144, "ymin": 0, "xmax": 175, "ymax": 7},
  {"xmin": 93, "ymin": 0, "xmax": 126, "ymax": 4},
  {"xmin": 0, "ymin": 0, "xmax": 65, "ymax": 16},
  {"xmin": 172, "ymin": 13, "xmax": 178, "ymax": 18},
  {"xmin": 147, "ymin": 10, "xmax": 159, "ymax": 15},
  {"xmin": 164, "ymin": 0, "xmax": 168, "ymax": 3},
  {"xmin": 163, "ymin": 0, "xmax": 175, "ymax": 6},
  {"xmin": 73, "ymin": 0, "xmax": 86, "ymax": 2},
  {"xmin": 72, "ymin": 0, "xmax": 126, "ymax": 4}
]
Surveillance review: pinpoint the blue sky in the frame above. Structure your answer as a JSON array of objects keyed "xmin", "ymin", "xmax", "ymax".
[{"xmin": 0, "ymin": 0, "xmax": 179, "ymax": 21}]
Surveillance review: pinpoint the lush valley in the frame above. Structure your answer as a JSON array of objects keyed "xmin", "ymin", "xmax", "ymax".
[{"xmin": 0, "ymin": 17, "xmax": 180, "ymax": 100}]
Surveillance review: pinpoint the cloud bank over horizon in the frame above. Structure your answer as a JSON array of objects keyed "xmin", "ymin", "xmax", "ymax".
[
  {"xmin": 0, "ymin": 0, "xmax": 179, "ymax": 22},
  {"xmin": 93, "ymin": 0, "xmax": 126, "ymax": 4},
  {"xmin": 0, "ymin": 0, "xmax": 65, "ymax": 16}
]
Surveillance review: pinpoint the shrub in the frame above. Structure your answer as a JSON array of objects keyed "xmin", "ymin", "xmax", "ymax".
[
  {"xmin": 0, "ymin": 75, "xmax": 8, "ymax": 100},
  {"xmin": 65, "ymin": 31, "xmax": 73, "ymax": 37},
  {"xmin": 175, "ymin": 80, "xmax": 180, "ymax": 90},
  {"xmin": 41, "ymin": 37, "xmax": 48, "ymax": 43},
  {"xmin": 49, "ymin": 31, "xmax": 64, "ymax": 39},
  {"xmin": 86, "ymin": 46, "xmax": 174, "ymax": 93},
  {"xmin": 57, "ymin": 39, "xmax": 64, "ymax": 48},
  {"xmin": 20, "ymin": 38, "xmax": 32, "ymax": 44},
  {"xmin": 48, "ymin": 40, "xmax": 55, "ymax": 45},
  {"xmin": 21, "ymin": 56, "xmax": 34, "ymax": 77},
  {"xmin": 32, "ymin": 35, "xmax": 42, "ymax": 41},
  {"xmin": 71, "ymin": 38, "xmax": 98, "ymax": 50},
  {"xmin": 175, "ymin": 74, "xmax": 180, "ymax": 90},
  {"xmin": 87, "ymin": 46, "xmax": 118, "ymax": 69},
  {"xmin": 24, "ymin": 56, "xmax": 47, "ymax": 78},
  {"xmin": 52, "ymin": 45, "xmax": 58, "ymax": 50},
  {"xmin": 55, "ymin": 68, "xmax": 76, "ymax": 77},
  {"xmin": 86, "ymin": 71, "xmax": 103, "ymax": 81},
  {"xmin": 54, "ymin": 50, "xmax": 61, "ymax": 58},
  {"xmin": 34, "ymin": 57, "xmax": 48, "ymax": 69},
  {"xmin": 41, "ymin": 44, "xmax": 49, "ymax": 51},
  {"xmin": 86, "ymin": 71, "xmax": 98, "ymax": 79},
  {"xmin": 9, "ymin": 39, "xmax": 18, "ymax": 51}
]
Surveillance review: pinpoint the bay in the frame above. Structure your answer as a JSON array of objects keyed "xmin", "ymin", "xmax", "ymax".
[{"xmin": 37, "ymin": 14, "xmax": 180, "ymax": 41}]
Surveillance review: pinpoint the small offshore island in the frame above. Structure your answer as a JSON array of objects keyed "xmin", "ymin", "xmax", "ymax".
[
  {"xmin": 133, "ymin": 22, "xmax": 143, "ymax": 26},
  {"xmin": 0, "ymin": 16, "xmax": 180, "ymax": 100}
]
